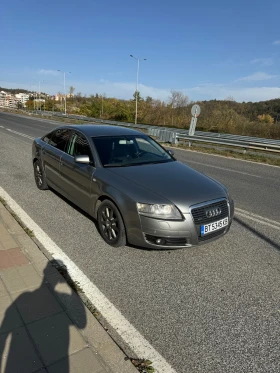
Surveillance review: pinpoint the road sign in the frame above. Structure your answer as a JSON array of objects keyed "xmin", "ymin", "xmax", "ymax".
[
  {"xmin": 189, "ymin": 117, "xmax": 197, "ymax": 136},
  {"xmin": 191, "ymin": 104, "xmax": 201, "ymax": 117}
]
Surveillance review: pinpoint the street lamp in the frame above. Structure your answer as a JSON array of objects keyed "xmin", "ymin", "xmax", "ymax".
[
  {"xmin": 130, "ymin": 55, "xmax": 146, "ymax": 124},
  {"xmin": 36, "ymin": 80, "xmax": 44, "ymax": 111},
  {"xmin": 58, "ymin": 70, "xmax": 71, "ymax": 115},
  {"xmin": 30, "ymin": 85, "xmax": 37, "ymax": 111}
]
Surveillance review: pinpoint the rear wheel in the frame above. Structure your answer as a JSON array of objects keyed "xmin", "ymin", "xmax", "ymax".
[
  {"xmin": 33, "ymin": 160, "xmax": 48, "ymax": 190},
  {"xmin": 97, "ymin": 200, "xmax": 126, "ymax": 247}
]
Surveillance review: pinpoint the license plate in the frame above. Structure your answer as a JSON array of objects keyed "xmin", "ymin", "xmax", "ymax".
[{"xmin": 201, "ymin": 217, "xmax": 228, "ymax": 236}]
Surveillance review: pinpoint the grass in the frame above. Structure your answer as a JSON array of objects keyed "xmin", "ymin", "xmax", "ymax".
[
  {"xmin": 125, "ymin": 358, "xmax": 155, "ymax": 373},
  {"xmin": 23, "ymin": 227, "xmax": 35, "ymax": 237},
  {"xmin": 0, "ymin": 197, "xmax": 35, "ymax": 236},
  {"xmin": 0, "ymin": 197, "xmax": 6, "ymax": 206}
]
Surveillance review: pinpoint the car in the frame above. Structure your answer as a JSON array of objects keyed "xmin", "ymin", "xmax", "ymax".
[{"xmin": 32, "ymin": 124, "xmax": 234, "ymax": 249}]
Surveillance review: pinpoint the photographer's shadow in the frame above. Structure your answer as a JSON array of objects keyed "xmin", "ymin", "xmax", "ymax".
[{"xmin": 0, "ymin": 260, "xmax": 87, "ymax": 373}]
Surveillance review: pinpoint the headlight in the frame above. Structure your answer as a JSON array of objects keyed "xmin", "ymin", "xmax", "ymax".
[{"xmin": 136, "ymin": 203, "xmax": 182, "ymax": 220}]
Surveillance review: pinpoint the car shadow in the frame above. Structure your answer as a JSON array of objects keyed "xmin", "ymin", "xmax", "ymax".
[
  {"xmin": 49, "ymin": 187, "xmax": 98, "ymax": 228},
  {"xmin": 234, "ymin": 216, "xmax": 280, "ymax": 251}
]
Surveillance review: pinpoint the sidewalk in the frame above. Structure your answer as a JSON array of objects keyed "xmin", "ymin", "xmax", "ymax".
[{"xmin": 0, "ymin": 201, "xmax": 138, "ymax": 373}]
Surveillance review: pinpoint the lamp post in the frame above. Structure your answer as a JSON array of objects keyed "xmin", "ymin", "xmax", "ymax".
[
  {"xmin": 30, "ymin": 85, "xmax": 37, "ymax": 111},
  {"xmin": 36, "ymin": 80, "xmax": 44, "ymax": 111},
  {"xmin": 58, "ymin": 70, "xmax": 71, "ymax": 115},
  {"xmin": 130, "ymin": 55, "xmax": 146, "ymax": 124}
]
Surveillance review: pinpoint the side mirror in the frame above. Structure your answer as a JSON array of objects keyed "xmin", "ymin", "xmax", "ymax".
[
  {"xmin": 168, "ymin": 149, "xmax": 174, "ymax": 156},
  {"xmin": 74, "ymin": 155, "xmax": 90, "ymax": 164}
]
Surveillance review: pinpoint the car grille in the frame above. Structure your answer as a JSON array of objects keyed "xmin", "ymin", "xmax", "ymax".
[
  {"xmin": 191, "ymin": 199, "xmax": 229, "ymax": 225},
  {"xmin": 190, "ymin": 199, "xmax": 229, "ymax": 243}
]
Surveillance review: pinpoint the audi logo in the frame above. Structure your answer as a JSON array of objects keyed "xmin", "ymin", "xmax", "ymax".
[{"xmin": 205, "ymin": 207, "xmax": 222, "ymax": 218}]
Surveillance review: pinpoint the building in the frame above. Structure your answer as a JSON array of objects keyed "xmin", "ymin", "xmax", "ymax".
[
  {"xmin": 0, "ymin": 91, "xmax": 18, "ymax": 108},
  {"xmin": 15, "ymin": 93, "xmax": 30, "ymax": 107},
  {"xmin": 55, "ymin": 93, "xmax": 64, "ymax": 101}
]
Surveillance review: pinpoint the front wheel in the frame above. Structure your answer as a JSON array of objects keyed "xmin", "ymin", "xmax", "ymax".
[
  {"xmin": 97, "ymin": 200, "xmax": 126, "ymax": 247},
  {"xmin": 33, "ymin": 160, "xmax": 48, "ymax": 190}
]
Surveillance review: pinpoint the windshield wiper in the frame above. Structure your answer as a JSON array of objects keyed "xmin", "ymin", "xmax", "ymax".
[
  {"xmin": 127, "ymin": 159, "xmax": 173, "ymax": 167},
  {"xmin": 104, "ymin": 159, "xmax": 173, "ymax": 168},
  {"xmin": 103, "ymin": 163, "xmax": 134, "ymax": 168}
]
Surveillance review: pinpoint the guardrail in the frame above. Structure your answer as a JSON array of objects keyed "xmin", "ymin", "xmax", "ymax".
[{"xmin": 29, "ymin": 110, "xmax": 280, "ymax": 154}]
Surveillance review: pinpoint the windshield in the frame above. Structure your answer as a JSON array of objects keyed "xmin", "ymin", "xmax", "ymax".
[{"xmin": 92, "ymin": 135, "xmax": 174, "ymax": 167}]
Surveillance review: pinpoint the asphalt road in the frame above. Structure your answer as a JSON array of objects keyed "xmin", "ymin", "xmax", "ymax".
[{"xmin": 1, "ymin": 112, "xmax": 280, "ymax": 373}]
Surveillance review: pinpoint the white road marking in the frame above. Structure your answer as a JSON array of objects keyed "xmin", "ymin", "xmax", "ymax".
[
  {"xmin": 6, "ymin": 128, "xmax": 35, "ymax": 140},
  {"xmin": 170, "ymin": 146, "xmax": 280, "ymax": 168},
  {"xmin": 0, "ymin": 186, "xmax": 177, "ymax": 373},
  {"xmin": 235, "ymin": 208, "xmax": 280, "ymax": 230},
  {"xmin": 186, "ymin": 160, "xmax": 265, "ymax": 178}
]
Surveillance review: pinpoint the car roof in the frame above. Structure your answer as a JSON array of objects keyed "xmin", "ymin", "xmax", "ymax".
[{"xmin": 60, "ymin": 124, "xmax": 145, "ymax": 137}]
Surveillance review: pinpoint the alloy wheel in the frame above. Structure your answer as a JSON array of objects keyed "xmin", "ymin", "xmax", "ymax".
[{"xmin": 100, "ymin": 206, "xmax": 119, "ymax": 241}]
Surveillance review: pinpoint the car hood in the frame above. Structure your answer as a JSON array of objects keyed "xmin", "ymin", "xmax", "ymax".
[{"xmin": 109, "ymin": 161, "xmax": 227, "ymax": 212}]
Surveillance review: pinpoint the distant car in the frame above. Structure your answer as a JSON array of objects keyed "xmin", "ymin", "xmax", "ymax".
[{"xmin": 32, "ymin": 125, "xmax": 234, "ymax": 249}]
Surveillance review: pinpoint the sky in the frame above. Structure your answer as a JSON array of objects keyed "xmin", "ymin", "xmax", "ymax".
[{"xmin": 1, "ymin": 0, "xmax": 280, "ymax": 103}]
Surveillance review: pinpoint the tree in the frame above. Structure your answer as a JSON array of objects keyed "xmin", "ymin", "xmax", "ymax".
[
  {"xmin": 224, "ymin": 96, "xmax": 235, "ymax": 102},
  {"xmin": 168, "ymin": 90, "xmax": 189, "ymax": 108},
  {"xmin": 25, "ymin": 100, "xmax": 34, "ymax": 110},
  {"xmin": 168, "ymin": 90, "xmax": 189, "ymax": 126},
  {"xmin": 145, "ymin": 96, "xmax": 153, "ymax": 103},
  {"xmin": 69, "ymin": 86, "xmax": 75, "ymax": 97},
  {"xmin": 133, "ymin": 91, "xmax": 143, "ymax": 102},
  {"xmin": 257, "ymin": 114, "xmax": 274, "ymax": 124}
]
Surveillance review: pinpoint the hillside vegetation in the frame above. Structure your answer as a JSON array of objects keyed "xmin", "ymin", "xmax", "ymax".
[{"xmin": 3, "ymin": 86, "xmax": 280, "ymax": 139}]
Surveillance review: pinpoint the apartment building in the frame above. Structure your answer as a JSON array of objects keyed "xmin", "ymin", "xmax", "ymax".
[
  {"xmin": 0, "ymin": 91, "xmax": 18, "ymax": 108},
  {"xmin": 15, "ymin": 93, "xmax": 30, "ymax": 106}
]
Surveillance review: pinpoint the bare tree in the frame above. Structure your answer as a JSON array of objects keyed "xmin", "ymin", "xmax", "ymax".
[
  {"xmin": 168, "ymin": 90, "xmax": 189, "ymax": 126},
  {"xmin": 168, "ymin": 90, "xmax": 189, "ymax": 108}
]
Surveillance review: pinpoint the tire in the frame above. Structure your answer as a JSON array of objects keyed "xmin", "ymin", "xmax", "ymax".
[
  {"xmin": 33, "ymin": 160, "xmax": 48, "ymax": 190},
  {"xmin": 97, "ymin": 200, "xmax": 126, "ymax": 247}
]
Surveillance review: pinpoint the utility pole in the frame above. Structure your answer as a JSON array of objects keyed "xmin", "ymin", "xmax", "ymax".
[
  {"xmin": 130, "ymin": 55, "xmax": 147, "ymax": 124},
  {"xmin": 58, "ymin": 70, "xmax": 71, "ymax": 115},
  {"xmin": 37, "ymin": 80, "xmax": 44, "ymax": 111}
]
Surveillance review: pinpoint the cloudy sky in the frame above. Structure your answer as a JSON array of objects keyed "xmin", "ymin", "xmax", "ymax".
[{"xmin": 1, "ymin": 0, "xmax": 280, "ymax": 102}]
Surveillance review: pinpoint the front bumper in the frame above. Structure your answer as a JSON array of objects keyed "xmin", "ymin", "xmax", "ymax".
[{"xmin": 127, "ymin": 198, "xmax": 234, "ymax": 249}]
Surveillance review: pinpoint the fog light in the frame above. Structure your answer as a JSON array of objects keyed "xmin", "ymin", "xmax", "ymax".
[{"xmin": 156, "ymin": 238, "xmax": 165, "ymax": 245}]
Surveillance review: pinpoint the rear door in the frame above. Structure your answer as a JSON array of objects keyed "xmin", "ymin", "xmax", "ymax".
[
  {"xmin": 42, "ymin": 128, "xmax": 71, "ymax": 189},
  {"xmin": 60, "ymin": 131, "xmax": 96, "ymax": 213}
]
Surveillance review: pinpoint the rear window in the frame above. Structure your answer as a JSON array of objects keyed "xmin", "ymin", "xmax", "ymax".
[{"xmin": 43, "ymin": 129, "xmax": 71, "ymax": 152}]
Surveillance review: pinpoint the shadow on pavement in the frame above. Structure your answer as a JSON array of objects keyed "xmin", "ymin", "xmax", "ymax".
[
  {"xmin": 234, "ymin": 216, "xmax": 280, "ymax": 251},
  {"xmin": 0, "ymin": 260, "xmax": 87, "ymax": 373}
]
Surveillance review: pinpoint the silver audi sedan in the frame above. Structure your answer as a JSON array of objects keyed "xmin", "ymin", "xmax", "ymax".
[{"xmin": 32, "ymin": 125, "xmax": 234, "ymax": 249}]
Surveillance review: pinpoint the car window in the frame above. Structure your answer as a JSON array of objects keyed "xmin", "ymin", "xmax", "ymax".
[
  {"xmin": 136, "ymin": 137, "xmax": 165, "ymax": 156},
  {"xmin": 47, "ymin": 129, "xmax": 71, "ymax": 151},
  {"xmin": 66, "ymin": 133, "xmax": 93, "ymax": 161},
  {"xmin": 42, "ymin": 132, "xmax": 52, "ymax": 144},
  {"xmin": 92, "ymin": 135, "xmax": 173, "ymax": 167}
]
